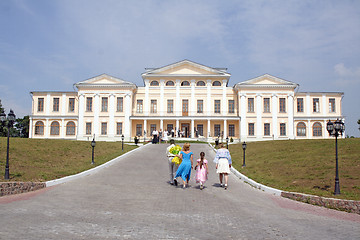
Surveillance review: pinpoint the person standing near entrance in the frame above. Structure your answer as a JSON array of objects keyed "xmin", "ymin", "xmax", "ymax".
[
  {"xmin": 166, "ymin": 139, "xmax": 178, "ymax": 185},
  {"xmin": 152, "ymin": 129, "xmax": 158, "ymax": 144},
  {"xmin": 214, "ymin": 143, "xmax": 232, "ymax": 190}
]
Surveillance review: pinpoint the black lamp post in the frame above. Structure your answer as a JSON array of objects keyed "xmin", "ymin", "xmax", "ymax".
[
  {"xmin": 226, "ymin": 137, "xmax": 229, "ymax": 149},
  {"xmin": 242, "ymin": 141, "xmax": 247, "ymax": 168},
  {"xmin": 121, "ymin": 134, "xmax": 124, "ymax": 151},
  {"xmin": 144, "ymin": 130, "xmax": 146, "ymax": 144},
  {"xmin": 326, "ymin": 119, "xmax": 345, "ymax": 195},
  {"xmin": 0, "ymin": 109, "xmax": 16, "ymax": 180},
  {"xmin": 91, "ymin": 136, "xmax": 96, "ymax": 165}
]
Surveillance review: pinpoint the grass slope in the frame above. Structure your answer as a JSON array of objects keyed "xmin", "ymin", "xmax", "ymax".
[{"xmin": 230, "ymin": 138, "xmax": 360, "ymax": 200}]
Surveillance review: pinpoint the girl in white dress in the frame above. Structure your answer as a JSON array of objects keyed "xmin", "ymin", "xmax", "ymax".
[{"xmin": 213, "ymin": 143, "xmax": 232, "ymax": 189}]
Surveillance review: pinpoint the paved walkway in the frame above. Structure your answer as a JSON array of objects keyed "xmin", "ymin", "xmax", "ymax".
[{"xmin": 0, "ymin": 143, "xmax": 359, "ymax": 239}]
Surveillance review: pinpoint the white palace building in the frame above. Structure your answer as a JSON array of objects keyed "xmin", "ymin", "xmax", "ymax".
[{"xmin": 29, "ymin": 60, "xmax": 344, "ymax": 142}]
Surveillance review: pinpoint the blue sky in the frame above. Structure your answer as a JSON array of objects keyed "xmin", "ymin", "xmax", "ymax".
[{"xmin": 0, "ymin": 0, "xmax": 359, "ymax": 136}]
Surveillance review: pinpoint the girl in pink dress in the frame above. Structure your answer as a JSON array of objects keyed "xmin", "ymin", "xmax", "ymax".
[{"xmin": 194, "ymin": 152, "xmax": 208, "ymax": 190}]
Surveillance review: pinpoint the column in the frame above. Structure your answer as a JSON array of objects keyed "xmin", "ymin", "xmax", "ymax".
[
  {"xmin": 272, "ymin": 94, "xmax": 278, "ymax": 139},
  {"xmin": 160, "ymin": 119, "xmax": 164, "ymax": 131},
  {"xmin": 288, "ymin": 93, "xmax": 294, "ymax": 139},
  {"xmin": 29, "ymin": 117, "xmax": 33, "ymax": 138},
  {"xmin": 144, "ymin": 79, "xmax": 149, "ymax": 115},
  {"xmin": 160, "ymin": 79, "xmax": 165, "ymax": 116},
  {"xmin": 176, "ymin": 119, "xmax": 180, "ymax": 137},
  {"xmin": 240, "ymin": 93, "xmax": 246, "ymax": 140},
  {"xmin": 46, "ymin": 93, "xmax": 51, "ymax": 115},
  {"xmin": 191, "ymin": 119, "xmax": 194, "ymax": 138},
  {"xmin": 61, "ymin": 118, "xmax": 65, "ymax": 138},
  {"xmin": 207, "ymin": 80, "xmax": 211, "ymax": 115},
  {"xmin": 124, "ymin": 93, "xmax": 132, "ymax": 141},
  {"xmin": 322, "ymin": 94, "xmax": 326, "ymax": 116},
  {"xmin": 190, "ymin": 79, "xmax": 196, "ymax": 116},
  {"xmin": 45, "ymin": 118, "xmax": 49, "ymax": 138},
  {"xmin": 222, "ymin": 79, "xmax": 227, "ymax": 115},
  {"xmin": 78, "ymin": 94, "xmax": 85, "ymax": 138},
  {"xmin": 306, "ymin": 93, "xmax": 311, "ymax": 116},
  {"xmin": 256, "ymin": 94, "xmax": 262, "ymax": 139},
  {"xmin": 207, "ymin": 119, "xmax": 211, "ymax": 138},
  {"xmin": 176, "ymin": 80, "xmax": 181, "ymax": 116},
  {"xmin": 61, "ymin": 93, "xmax": 66, "ymax": 115},
  {"xmin": 108, "ymin": 94, "xmax": 115, "ymax": 138},
  {"xmin": 223, "ymin": 119, "xmax": 227, "ymax": 138},
  {"xmin": 94, "ymin": 93, "xmax": 100, "ymax": 137},
  {"xmin": 307, "ymin": 120, "xmax": 311, "ymax": 139}
]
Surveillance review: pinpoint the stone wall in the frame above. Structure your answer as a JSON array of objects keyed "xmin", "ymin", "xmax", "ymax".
[
  {"xmin": 0, "ymin": 182, "xmax": 46, "ymax": 197},
  {"xmin": 281, "ymin": 192, "xmax": 360, "ymax": 215}
]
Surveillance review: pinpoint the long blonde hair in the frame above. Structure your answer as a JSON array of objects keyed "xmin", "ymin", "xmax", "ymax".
[{"xmin": 183, "ymin": 143, "xmax": 190, "ymax": 151}]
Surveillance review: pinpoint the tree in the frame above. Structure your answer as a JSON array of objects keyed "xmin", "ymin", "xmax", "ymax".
[
  {"xmin": 15, "ymin": 115, "xmax": 30, "ymax": 138},
  {"xmin": 358, "ymin": 119, "xmax": 360, "ymax": 131},
  {"xmin": 0, "ymin": 99, "xmax": 5, "ymax": 137}
]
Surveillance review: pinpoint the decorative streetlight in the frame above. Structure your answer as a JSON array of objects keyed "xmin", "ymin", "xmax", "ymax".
[
  {"xmin": 326, "ymin": 119, "xmax": 345, "ymax": 195},
  {"xmin": 242, "ymin": 141, "xmax": 247, "ymax": 168},
  {"xmin": 0, "ymin": 109, "xmax": 16, "ymax": 180},
  {"xmin": 226, "ymin": 137, "xmax": 229, "ymax": 149},
  {"xmin": 121, "ymin": 134, "xmax": 124, "ymax": 151},
  {"xmin": 91, "ymin": 136, "xmax": 96, "ymax": 165}
]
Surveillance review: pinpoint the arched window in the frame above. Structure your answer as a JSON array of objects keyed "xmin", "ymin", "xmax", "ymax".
[
  {"xmin": 181, "ymin": 81, "xmax": 190, "ymax": 86},
  {"xmin": 66, "ymin": 121, "xmax": 76, "ymax": 136},
  {"xmin": 313, "ymin": 122, "xmax": 322, "ymax": 137},
  {"xmin": 296, "ymin": 122, "xmax": 306, "ymax": 136},
  {"xmin": 35, "ymin": 121, "xmax": 44, "ymax": 135},
  {"xmin": 166, "ymin": 81, "xmax": 174, "ymax": 86},
  {"xmin": 212, "ymin": 81, "xmax": 221, "ymax": 86},
  {"xmin": 150, "ymin": 81, "xmax": 159, "ymax": 86},
  {"xmin": 197, "ymin": 81, "xmax": 205, "ymax": 86},
  {"xmin": 50, "ymin": 121, "xmax": 60, "ymax": 135}
]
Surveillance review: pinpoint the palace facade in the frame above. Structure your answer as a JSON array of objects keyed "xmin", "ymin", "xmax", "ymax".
[{"xmin": 29, "ymin": 60, "xmax": 344, "ymax": 142}]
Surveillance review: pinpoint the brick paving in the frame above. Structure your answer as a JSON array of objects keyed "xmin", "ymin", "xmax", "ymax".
[{"xmin": 0, "ymin": 143, "xmax": 359, "ymax": 239}]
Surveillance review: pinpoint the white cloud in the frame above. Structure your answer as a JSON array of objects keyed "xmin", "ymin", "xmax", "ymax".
[{"xmin": 334, "ymin": 63, "xmax": 360, "ymax": 86}]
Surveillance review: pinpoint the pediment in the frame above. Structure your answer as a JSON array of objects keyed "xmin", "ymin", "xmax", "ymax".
[
  {"xmin": 74, "ymin": 74, "xmax": 136, "ymax": 89},
  {"xmin": 235, "ymin": 74, "xmax": 298, "ymax": 89},
  {"xmin": 142, "ymin": 60, "xmax": 230, "ymax": 77}
]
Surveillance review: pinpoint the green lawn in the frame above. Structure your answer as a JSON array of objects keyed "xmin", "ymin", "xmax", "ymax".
[
  {"xmin": 229, "ymin": 138, "xmax": 360, "ymax": 200},
  {"xmin": 0, "ymin": 137, "xmax": 137, "ymax": 182}
]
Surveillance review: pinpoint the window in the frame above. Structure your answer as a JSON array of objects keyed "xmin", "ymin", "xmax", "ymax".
[
  {"xmin": 329, "ymin": 98, "xmax": 335, "ymax": 113},
  {"xmin": 248, "ymin": 123, "xmax": 254, "ymax": 136},
  {"xmin": 35, "ymin": 121, "xmax": 44, "ymax": 135},
  {"xmin": 66, "ymin": 121, "xmax": 76, "ymax": 135},
  {"xmin": 248, "ymin": 98, "xmax": 254, "ymax": 112},
  {"xmin": 197, "ymin": 124, "xmax": 203, "ymax": 136},
  {"xmin": 228, "ymin": 100, "xmax": 235, "ymax": 113},
  {"xmin": 101, "ymin": 122, "xmax": 107, "ymax": 135},
  {"xmin": 297, "ymin": 98, "xmax": 304, "ymax": 112},
  {"xmin": 38, "ymin": 98, "xmax": 44, "ymax": 112},
  {"xmin": 150, "ymin": 124, "xmax": 156, "ymax": 133},
  {"xmin": 214, "ymin": 124, "xmax": 221, "ymax": 137},
  {"xmin": 280, "ymin": 123, "xmax": 286, "ymax": 136},
  {"xmin": 117, "ymin": 122, "xmax": 123, "ymax": 135},
  {"xmin": 117, "ymin": 97, "xmax": 123, "ymax": 112},
  {"xmin": 214, "ymin": 100, "xmax": 221, "ymax": 113},
  {"xmin": 101, "ymin": 97, "xmax": 108, "ymax": 112},
  {"xmin": 181, "ymin": 81, "xmax": 190, "ymax": 86},
  {"xmin": 264, "ymin": 98, "xmax": 270, "ymax": 113},
  {"xmin": 212, "ymin": 81, "xmax": 221, "ymax": 86},
  {"xmin": 167, "ymin": 124, "xmax": 173, "ymax": 132},
  {"xmin": 297, "ymin": 122, "xmax": 306, "ymax": 136},
  {"xmin": 279, "ymin": 98, "xmax": 286, "ymax": 113},
  {"xmin": 86, "ymin": 97, "xmax": 92, "ymax": 112},
  {"xmin": 69, "ymin": 98, "xmax": 75, "ymax": 112},
  {"xmin": 167, "ymin": 99, "xmax": 173, "ymax": 113},
  {"xmin": 166, "ymin": 81, "xmax": 174, "ymax": 86},
  {"xmin": 136, "ymin": 124, "xmax": 142, "ymax": 136},
  {"xmin": 197, "ymin": 100, "xmax": 203, "ymax": 113},
  {"xmin": 196, "ymin": 81, "xmax": 205, "ymax": 86},
  {"xmin": 50, "ymin": 121, "xmax": 60, "ymax": 135},
  {"xmin": 150, "ymin": 81, "xmax": 159, "ymax": 86},
  {"xmin": 264, "ymin": 123, "xmax": 270, "ymax": 136},
  {"xmin": 136, "ymin": 100, "xmax": 143, "ymax": 113},
  {"xmin": 182, "ymin": 99, "xmax": 188, "ymax": 116},
  {"xmin": 229, "ymin": 124, "xmax": 235, "ymax": 137},
  {"xmin": 313, "ymin": 122, "xmax": 322, "ymax": 136},
  {"xmin": 151, "ymin": 100, "xmax": 157, "ymax": 113},
  {"xmin": 53, "ymin": 98, "xmax": 59, "ymax": 112},
  {"xmin": 86, "ymin": 122, "xmax": 92, "ymax": 135},
  {"xmin": 313, "ymin": 98, "xmax": 320, "ymax": 112}
]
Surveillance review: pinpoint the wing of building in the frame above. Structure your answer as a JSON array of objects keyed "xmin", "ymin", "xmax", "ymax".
[{"xmin": 29, "ymin": 60, "xmax": 344, "ymax": 142}]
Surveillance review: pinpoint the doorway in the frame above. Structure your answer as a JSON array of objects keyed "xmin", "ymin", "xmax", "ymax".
[{"xmin": 181, "ymin": 123, "xmax": 189, "ymax": 138}]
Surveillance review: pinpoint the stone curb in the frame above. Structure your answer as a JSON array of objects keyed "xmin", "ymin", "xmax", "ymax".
[
  {"xmin": 207, "ymin": 143, "xmax": 360, "ymax": 215},
  {"xmin": 0, "ymin": 182, "xmax": 46, "ymax": 197},
  {"xmin": 46, "ymin": 143, "xmax": 151, "ymax": 187}
]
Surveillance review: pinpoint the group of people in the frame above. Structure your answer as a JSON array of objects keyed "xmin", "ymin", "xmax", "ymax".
[
  {"xmin": 152, "ymin": 129, "xmax": 169, "ymax": 144},
  {"xmin": 166, "ymin": 139, "xmax": 232, "ymax": 190}
]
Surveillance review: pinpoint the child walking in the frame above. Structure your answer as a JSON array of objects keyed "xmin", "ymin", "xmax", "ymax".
[{"xmin": 194, "ymin": 152, "xmax": 208, "ymax": 190}]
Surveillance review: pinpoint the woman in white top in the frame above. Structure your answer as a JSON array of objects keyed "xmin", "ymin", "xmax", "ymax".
[
  {"xmin": 163, "ymin": 130, "xmax": 169, "ymax": 143},
  {"xmin": 213, "ymin": 143, "xmax": 232, "ymax": 189}
]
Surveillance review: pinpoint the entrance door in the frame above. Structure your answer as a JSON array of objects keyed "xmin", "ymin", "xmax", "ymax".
[{"xmin": 181, "ymin": 123, "xmax": 189, "ymax": 138}]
